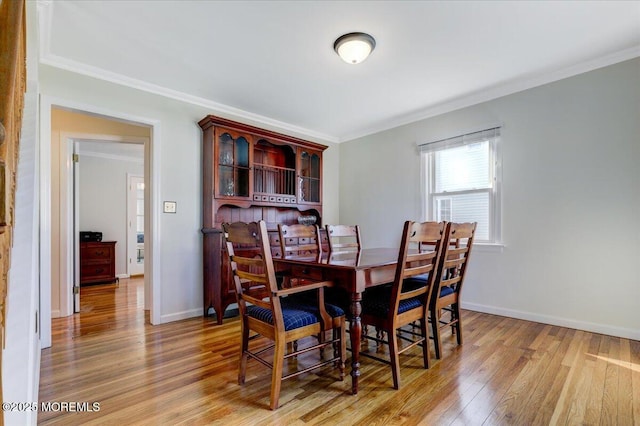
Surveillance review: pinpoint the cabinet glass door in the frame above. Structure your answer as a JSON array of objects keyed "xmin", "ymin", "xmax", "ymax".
[
  {"xmin": 218, "ymin": 132, "xmax": 250, "ymax": 197},
  {"xmin": 299, "ymin": 150, "xmax": 321, "ymax": 203}
]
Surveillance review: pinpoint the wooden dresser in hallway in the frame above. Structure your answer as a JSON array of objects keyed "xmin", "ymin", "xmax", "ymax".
[{"xmin": 80, "ymin": 241, "xmax": 117, "ymax": 285}]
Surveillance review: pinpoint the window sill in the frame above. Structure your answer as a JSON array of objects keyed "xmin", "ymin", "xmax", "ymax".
[{"xmin": 472, "ymin": 243, "xmax": 504, "ymax": 253}]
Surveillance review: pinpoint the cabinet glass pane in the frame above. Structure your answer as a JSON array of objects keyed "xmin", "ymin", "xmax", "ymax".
[
  {"xmin": 300, "ymin": 152, "xmax": 310, "ymax": 176},
  {"xmin": 310, "ymin": 153, "xmax": 320, "ymax": 179},
  {"xmin": 300, "ymin": 178, "xmax": 320, "ymax": 203},
  {"xmin": 217, "ymin": 132, "xmax": 250, "ymax": 197},
  {"xmin": 310, "ymin": 179, "xmax": 320, "ymax": 202},
  {"xmin": 236, "ymin": 168, "xmax": 249, "ymax": 197},
  {"xmin": 219, "ymin": 165, "xmax": 234, "ymax": 196},
  {"xmin": 299, "ymin": 151, "xmax": 320, "ymax": 202},
  {"xmin": 235, "ymin": 137, "xmax": 249, "ymax": 167},
  {"xmin": 218, "ymin": 133, "xmax": 234, "ymax": 166}
]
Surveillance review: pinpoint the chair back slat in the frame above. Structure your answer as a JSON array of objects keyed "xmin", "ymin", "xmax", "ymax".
[
  {"xmin": 443, "ymin": 256, "xmax": 466, "ymax": 269},
  {"xmin": 441, "ymin": 275, "xmax": 462, "ymax": 287},
  {"xmin": 448, "ymin": 246, "xmax": 468, "ymax": 255},
  {"xmin": 235, "ymin": 270, "xmax": 269, "ymax": 285},
  {"xmin": 402, "ymin": 261, "xmax": 435, "ymax": 280},
  {"xmin": 404, "ymin": 250, "xmax": 438, "ymax": 278},
  {"xmin": 233, "ymin": 256, "xmax": 268, "ymax": 268},
  {"xmin": 397, "ymin": 286, "xmax": 428, "ymax": 301},
  {"xmin": 242, "ymin": 295, "xmax": 271, "ymax": 309}
]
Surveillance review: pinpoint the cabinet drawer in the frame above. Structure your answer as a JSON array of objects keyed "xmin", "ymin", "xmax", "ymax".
[
  {"xmin": 285, "ymin": 237, "xmax": 316, "ymax": 245},
  {"xmin": 270, "ymin": 247, "xmax": 282, "ymax": 258},
  {"xmin": 268, "ymin": 233, "xmax": 281, "ymax": 245},
  {"xmin": 290, "ymin": 265, "xmax": 323, "ymax": 281}
]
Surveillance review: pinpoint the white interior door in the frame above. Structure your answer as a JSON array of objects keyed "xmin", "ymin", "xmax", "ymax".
[{"xmin": 127, "ymin": 175, "xmax": 145, "ymax": 276}]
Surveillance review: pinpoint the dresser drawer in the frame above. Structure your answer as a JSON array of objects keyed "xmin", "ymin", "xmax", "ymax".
[
  {"xmin": 81, "ymin": 263, "xmax": 112, "ymax": 280},
  {"xmin": 290, "ymin": 265, "xmax": 323, "ymax": 281},
  {"xmin": 82, "ymin": 245, "xmax": 113, "ymax": 260}
]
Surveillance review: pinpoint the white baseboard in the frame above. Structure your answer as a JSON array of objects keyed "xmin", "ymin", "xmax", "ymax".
[
  {"xmin": 463, "ymin": 302, "xmax": 640, "ymax": 341},
  {"xmin": 160, "ymin": 308, "xmax": 203, "ymax": 324},
  {"xmin": 117, "ymin": 273, "xmax": 130, "ymax": 279},
  {"xmin": 51, "ymin": 309, "xmax": 61, "ymax": 318}
]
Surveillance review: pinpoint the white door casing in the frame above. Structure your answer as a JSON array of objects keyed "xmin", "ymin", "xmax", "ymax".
[
  {"xmin": 40, "ymin": 94, "xmax": 162, "ymax": 348},
  {"xmin": 73, "ymin": 142, "xmax": 80, "ymax": 313}
]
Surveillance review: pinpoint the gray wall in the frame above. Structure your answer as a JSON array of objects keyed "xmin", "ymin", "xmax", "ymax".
[
  {"xmin": 339, "ymin": 58, "xmax": 640, "ymax": 339},
  {"xmin": 79, "ymin": 154, "xmax": 144, "ymax": 277}
]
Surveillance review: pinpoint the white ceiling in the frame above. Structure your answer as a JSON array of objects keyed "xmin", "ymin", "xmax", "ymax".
[{"xmin": 39, "ymin": 1, "xmax": 640, "ymax": 143}]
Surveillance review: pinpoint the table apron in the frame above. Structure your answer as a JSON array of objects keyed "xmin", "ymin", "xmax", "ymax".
[
  {"xmin": 275, "ymin": 262, "xmax": 396, "ymax": 293},
  {"xmin": 357, "ymin": 264, "xmax": 396, "ymax": 292}
]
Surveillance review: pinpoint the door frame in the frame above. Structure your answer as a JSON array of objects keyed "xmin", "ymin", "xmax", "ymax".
[
  {"xmin": 72, "ymin": 141, "xmax": 80, "ymax": 313},
  {"xmin": 39, "ymin": 95, "xmax": 163, "ymax": 348}
]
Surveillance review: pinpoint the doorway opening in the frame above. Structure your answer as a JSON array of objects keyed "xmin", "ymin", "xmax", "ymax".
[
  {"xmin": 71, "ymin": 138, "xmax": 146, "ymax": 313},
  {"xmin": 39, "ymin": 100, "xmax": 160, "ymax": 348}
]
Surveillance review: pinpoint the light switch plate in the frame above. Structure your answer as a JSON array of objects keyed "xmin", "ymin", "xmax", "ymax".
[{"xmin": 163, "ymin": 201, "xmax": 177, "ymax": 213}]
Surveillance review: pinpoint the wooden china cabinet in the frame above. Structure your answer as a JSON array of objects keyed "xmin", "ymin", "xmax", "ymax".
[{"xmin": 199, "ymin": 115, "xmax": 328, "ymax": 323}]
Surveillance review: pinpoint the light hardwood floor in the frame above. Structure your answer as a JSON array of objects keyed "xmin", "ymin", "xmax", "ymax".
[{"xmin": 39, "ymin": 277, "xmax": 639, "ymax": 425}]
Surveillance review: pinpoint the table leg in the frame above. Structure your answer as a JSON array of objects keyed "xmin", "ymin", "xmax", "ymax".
[{"xmin": 350, "ymin": 292, "xmax": 362, "ymax": 395}]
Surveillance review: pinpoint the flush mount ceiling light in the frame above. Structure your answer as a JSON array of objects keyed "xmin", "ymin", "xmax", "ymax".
[{"xmin": 333, "ymin": 32, "xmax": 376, "ymax": 64}]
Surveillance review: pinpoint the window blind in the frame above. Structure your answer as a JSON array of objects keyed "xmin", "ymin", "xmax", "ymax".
[{"xmin": 419, "ymin": 126, "xmax": 501, "ymax": 153}]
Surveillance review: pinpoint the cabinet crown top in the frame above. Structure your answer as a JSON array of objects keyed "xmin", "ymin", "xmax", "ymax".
[{"xmin": 198, "ymin": 115, "xmax": 328, "ymax": 151}]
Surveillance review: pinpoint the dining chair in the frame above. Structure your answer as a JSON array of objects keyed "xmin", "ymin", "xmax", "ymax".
[
  {"xmin": 222, "ymin": 221, "xmax": 346, "ymax": 410},
  {"xmin": 324, "ymin": 224, "xmax": 363, "ymax": 323},
  {"xmin": 429, "ymin": 222, "xmax": 477, "ymax": 359},
  {"xmin": 277, "ymin": 223, "xmax": 346, "ymax": 348},
  {"xmin": 359, "ymin": 220, "xmax": 446, "ymax": 389},
  {"xmin": 325, "ymin": 224, "xmax": 362, "ymax": 252}
]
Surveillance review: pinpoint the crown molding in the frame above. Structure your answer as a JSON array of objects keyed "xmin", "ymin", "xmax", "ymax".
[
  {"xmin": 38, "ymin": 54, "xmax": 339, "ymax": 144},
  {"xmin": 339, "ymin": 45, "xmax": 640, "ymax": 142}
]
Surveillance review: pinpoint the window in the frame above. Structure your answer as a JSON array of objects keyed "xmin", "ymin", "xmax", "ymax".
[{"xmin": 420, "ymin": 127, "xmax": 501, "ymax": 243}]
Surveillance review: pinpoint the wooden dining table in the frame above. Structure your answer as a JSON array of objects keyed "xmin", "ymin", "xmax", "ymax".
[{"xmin": 274, "ymin": 248, "xmax": 399, "ymax": 395}]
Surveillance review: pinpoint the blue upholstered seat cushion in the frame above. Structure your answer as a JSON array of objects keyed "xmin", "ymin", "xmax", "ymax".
[
  {"xmin": 404, "ymin": 274, "xmax": 455, "ymax": 298},
  {"xmin": 247, "ymin": 305, "xmax": 319, "ymax": 331},
  {"xmin": 281, "ymin": 294, "xmax": 345, "ymax": 318},
  {"xmin": 403, "ymin": 274, "xmax": 429, "ymax": 292},
  {"xmin": 439, "ymin": 286, "xmax": 454, "ymax": 297},
  {"xmin": 406, "ymin": 273, "xmax": 429, "ymax": 283},
  {"xmin": 361, "ymin": 287, "xmax": 423, "ymax": 318}
]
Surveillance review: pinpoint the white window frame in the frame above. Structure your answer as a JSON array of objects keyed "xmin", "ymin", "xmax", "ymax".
[{"xmin": 420, "ymin": 127, "xmax": 502, "ymax": 244}]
